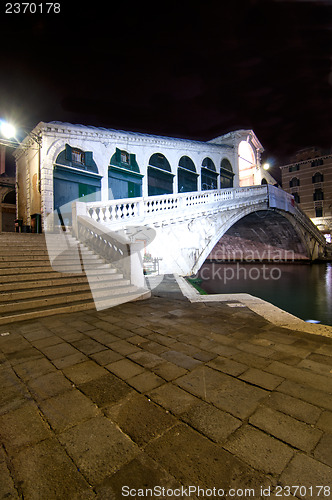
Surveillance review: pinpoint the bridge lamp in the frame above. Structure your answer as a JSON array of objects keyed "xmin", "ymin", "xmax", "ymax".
[
  {"xmin": 263, "ymin": 163, "xmax": 270, "ymax": 170},
  {"xmin": 1, "ymin": 121, "xmax": 16, "ymax": 140}
]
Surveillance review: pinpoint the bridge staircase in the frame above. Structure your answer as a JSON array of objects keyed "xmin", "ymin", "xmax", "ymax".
[{"xmin": 0, "ymin": 232, "xmax": 147, "ymax": 325}]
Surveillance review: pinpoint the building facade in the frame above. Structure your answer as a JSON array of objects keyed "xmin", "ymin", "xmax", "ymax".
[
  {"xmin": 14, "ymin": 122, "xmax": 275, "ymax": 231},
  {"xmin": 0, "ymin": 145, "xmax": 16, "ymax": 232},
  {"xmin": 280, "ymin": 147, "xmax": 332, "ymax": 242}
]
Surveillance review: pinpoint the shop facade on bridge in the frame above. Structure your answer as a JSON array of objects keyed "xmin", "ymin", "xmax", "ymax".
[{"xmin": 14, "ymin": 122, "xmax": 275, "ymax": 231}]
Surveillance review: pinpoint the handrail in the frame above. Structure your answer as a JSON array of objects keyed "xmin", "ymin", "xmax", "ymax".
[
  {"xmin": 76, "ymin": 215, "xmax": 131, "ymax": 279},
  {"xmin": 81, "ymin": 185, "xmax": 269, "ymax": 228}
]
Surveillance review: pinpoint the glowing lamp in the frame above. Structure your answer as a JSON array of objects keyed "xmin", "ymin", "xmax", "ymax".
[{"xmin": 1, "ymin": 121, "xmax": 16, "ymax": 139}]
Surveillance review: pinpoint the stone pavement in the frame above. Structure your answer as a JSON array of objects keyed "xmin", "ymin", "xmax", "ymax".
[{"xmin": 0, "ymin": 278, "xmax": 332, "ymax": 499}]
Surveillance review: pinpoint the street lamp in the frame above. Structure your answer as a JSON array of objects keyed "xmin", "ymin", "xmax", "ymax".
[
  {"xmin": 0, "ymin": 121, "xmax": 16, "ymax": 140},
  {"xmin": 263, "ymin": 163, "xmax": 270, "ymax": 170}
]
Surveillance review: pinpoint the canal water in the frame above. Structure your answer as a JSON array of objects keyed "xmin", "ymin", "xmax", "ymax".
[{"xmin": 197, "ymin": 262, "xmax": 332, "ymax": 326}]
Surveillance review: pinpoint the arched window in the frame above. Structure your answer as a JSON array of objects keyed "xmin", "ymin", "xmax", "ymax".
[
  {"xmin": 53, "ymin": 146, "xmax": 101, "ymax": 214},
  {"xmin": 108, "ymin": 148, "xmax": 143, "ymax": 199},
  {"xmin": 178, "ymin": 156, "xmax": 198, "ymax": 193},
  {"xmin": 148, "ymin": 153, "xmax": 174, "ymax": 196},
  {"xmin": 3, "ymin": 190, "xmax": 16, "ymax": 204},
  {"xmin": 220, "ymin": 159, "xmax": 234, "ymax": 188},
  {"xmin": 312, "ymin": 172, "xmax": 324, "ymax": 183},
  {"xmin": 289, "ymin": 177, "xmax": 300, "ymax": 188},
  {"xmin": 261, "ymin": 178, "xmax": 268, "ymax": 185},
  {"xmin": 238, "ymin": 141, "xmax": 256, "ymax": 186},
  {"xmin": 201, "ymin": 158, "xmax": 218, "ymax": 191},
  {"xmin": 55, "ymin": 144, "xmax": 98, "ymax": 173}
]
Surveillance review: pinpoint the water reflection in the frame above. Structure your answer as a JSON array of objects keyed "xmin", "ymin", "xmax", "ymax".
[{"xmin": 198, "ymin": 262, "xmax": 332, "ymax": 326}]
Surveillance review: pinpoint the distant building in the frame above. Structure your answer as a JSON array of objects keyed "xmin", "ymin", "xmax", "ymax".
[
  {"xmin": 280, "ymin": 147, "xmax": 332, "ymax": 242},
  {"xmin": 13, "ymin": 122, "xmax": 276, "ymax": 232}
]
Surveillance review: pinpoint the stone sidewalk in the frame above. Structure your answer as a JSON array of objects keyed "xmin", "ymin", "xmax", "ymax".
[{"xmin": 0, "ymin": 279, "xmax": 332, "ymax": 499}]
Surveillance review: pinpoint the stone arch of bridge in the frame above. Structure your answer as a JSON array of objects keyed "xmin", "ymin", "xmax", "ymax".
[{"xmin": 192, "ymin": 206, "xmax": 312, "ymax": 273}]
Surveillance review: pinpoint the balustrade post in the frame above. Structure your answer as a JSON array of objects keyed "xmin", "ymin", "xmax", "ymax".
[
  {"xmin": 130, "ymin": 241, "xmax": 145, "ymax": 288},
  {"xmin": 72, "ymin": 201, "xmax": 87, "ymax": 237}
]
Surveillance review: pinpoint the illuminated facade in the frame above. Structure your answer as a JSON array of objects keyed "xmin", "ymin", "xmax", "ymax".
[
  {"xmin": 280, "ymin": 147, "xmax": 332, "ymax": 242},
  {"xmin": 14, "ymin": 122, "xmax": 275, "ymax": 231}
]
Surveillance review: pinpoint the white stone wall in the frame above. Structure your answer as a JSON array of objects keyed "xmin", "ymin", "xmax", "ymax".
[{"xmin": 15, "ymin": 122, "xmax": 266, "ymax": 230}]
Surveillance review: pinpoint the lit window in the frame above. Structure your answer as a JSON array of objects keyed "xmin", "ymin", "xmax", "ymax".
[
  {"xmin": 72, "ymin": 149, "xmax": 85, "ymax": 164},
  {"xmin": 121, "ymin": 151, "xmax": 130, "ymax": 164}
]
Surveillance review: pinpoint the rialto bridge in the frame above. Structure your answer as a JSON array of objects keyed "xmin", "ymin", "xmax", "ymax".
[{"xmin": 14, "ymin": 122, "xmax": 328, "ymax": 309}]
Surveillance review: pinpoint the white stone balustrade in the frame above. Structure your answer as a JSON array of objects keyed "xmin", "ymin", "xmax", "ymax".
[{"xmin": 77, "ymin": 185, "xmax": 269, "ymax": 231}]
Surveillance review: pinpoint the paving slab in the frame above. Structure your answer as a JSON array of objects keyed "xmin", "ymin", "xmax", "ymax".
[
  {"xmin": 239, "ymin": 367, "xmax": 284, "ymax": 390},
  {"xmin": 1, "ymin": 284, "xmax": 332, "ymax": 499},
  {"xmin": 11, "ymin": 438, "xmax": 93, "ymax": 499},
  {"xmin": 61, "ymin": 360, "xmax": 108, "ymax": 385},
  {"xmin": 94, "ymin": 454, "xmax": 181, "ymax": 499},
  {"xmin": 223, "ymin": 424, "xmax": 294, "ymax": 475},
  {"xmin": 181, "ymin": 400, "xmax": 242, "ymax": 443},
  {"xmin": 316, "ymin": 410, "xmax": 332, "ymax": 433},
  {"xmin": 279, "ymin": 454, "xmax": 332, "ymax": 500},
  {"xmin": 249, "ymin": 406, "xmax": 322, "ymax": 452},
  {"xmin": 106, "ymin": 358, "xmax": 146, "ymax": 379},
  {"xmin": 0, "ymin": 402, "xmax": 52, "ymax": 455},
  {"xmin": 160, "ymin": 350, "xmax": 203, "ymax": 370},
  {"xmin": 313, "ymin": 433, "xmax": 332, "ymax": 467},
  {"xmin": 147, "ymin": 382, "xmax": 199, "ymax": 415},
  {"xmin": 105, "ymin": 392, "xmax": 176, "ymax": 446},
  {"xmin": 27, "ymin": 370, "xmax": 73, "ymax": 401},
  {"xmin": 39, "ymin": 389, "xmax": 101, "ymax": 432},
  {"xmin": 262, "ymin": 391, "xmax": 322, "ymax": 425},
  {"xmin": 78, "ymin": 373, "xmax": 133, "ymax": 407},
  {"xmin": 58, "ymin": 416, "xmax": 140, "ymax": 485},
  {"xmin": 145, "ymin": 423, "xmax": 273, "ymax": 491},
  {"xmin": 176, "ymin": 365, "xmax": 268, "ymax": 419},
  {"xmin": 277, "ymin": 379, "xmax": 332, "ymax": 411}
]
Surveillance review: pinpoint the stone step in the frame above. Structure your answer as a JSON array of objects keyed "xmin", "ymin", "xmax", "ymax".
[
  {"xmin": 0, "ymin": 282, "xmax": 139, "ymax": 314},
  {"xmin": 0, "ymin": 272, "xmax": 123, "ymax": 292},
  {"xmin": 0, "ymin": 261, "xmax": 118, "ymax": 276},
  {"xmin": 0, "ymin": 268, "xmax": 122, "ymax": 284},
  {"xmin": 0, "ymin": 279, "xmax": 131, "ymax": 302},
  {"xmin": 0, "ymin": 256, "xmax": 108, "ymax": 268},
  {"xmin": 0, "ymin": 289, "xmax": 151, "ymax": 325},
  {"xmin": 0, "ymin": 232, "xmax": 149, "ymax": 325}
]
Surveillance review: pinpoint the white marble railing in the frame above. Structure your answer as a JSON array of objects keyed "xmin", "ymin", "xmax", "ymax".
[{"xmin": 76, "ymin": 185, "xmax": 269, "ymax": 229}]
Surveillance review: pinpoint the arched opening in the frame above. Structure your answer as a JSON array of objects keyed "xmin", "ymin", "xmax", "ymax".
[
  {"xmin": 3, "ymin": 190, "xmax": 16, "ymax": 204},
  {"xmin": 1, "ymin": 189, "xmax": 16, "ymax": 232},
  {"xmin": 108, "ymin": 148, "xmax": 143, "ymax": 199},
  {"xmin": 220, "ymin": 158, "xmax": 234, "ymax": 188},
  {"xmin": 261, "ymin": 178, "xmax": 268, "ymax": 185},
  {"xmin": 201, "ymin": 158, "xmax": 218, "ymax": 191},
  {"xmin": 289, "ymin": 177, "xmax": 300, "ymax": 188},
  {"xmin": 206, "ymin": 211, "xmax": 309, "ymax": 261},
  {"xmin": 53, "ymin": 145, "xmax": 101, "ymax": 223},
  {"xmin": 178, "ymin": 156, "xmax": 198, "ymax": 193},
  {"xmin": 238, "ymin": 141, "xmax": 256, "ymax": 186},
  {"xmin": 148, "ymin": 153, "xmax": 174, "ymax": 196}
]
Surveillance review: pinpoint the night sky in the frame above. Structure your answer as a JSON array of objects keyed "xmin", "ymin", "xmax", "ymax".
[{"xmin": 1, "ymin": 0, "xmax": 331, "ymax": 169}]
